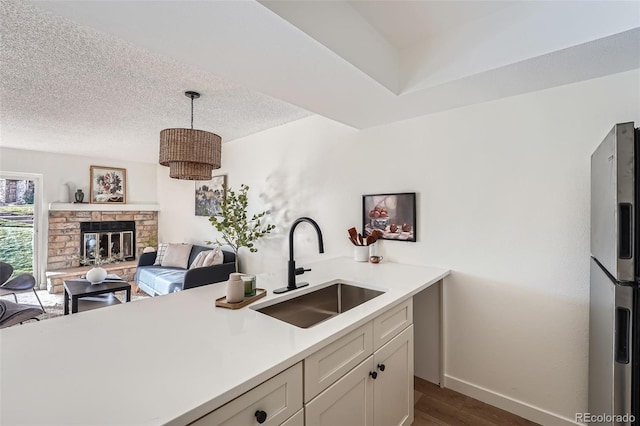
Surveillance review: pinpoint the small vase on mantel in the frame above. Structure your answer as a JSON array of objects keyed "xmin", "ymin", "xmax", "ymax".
[
  {"xmin": 86, "ymin": 267, "xmax": 107, "ymax": 284},
  {"xmin": 74, "ymin": 189, "xmax": 84, "ymax": 203}
]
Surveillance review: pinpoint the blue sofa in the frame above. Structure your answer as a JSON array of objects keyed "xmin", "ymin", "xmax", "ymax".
[{"xmin": 135, "ymin": 245, "xmax": 236, "ymax": 296}]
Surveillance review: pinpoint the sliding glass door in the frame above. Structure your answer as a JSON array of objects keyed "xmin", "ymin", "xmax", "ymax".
[{"xmin": 0, "ymin": 173, "xmax": 42, "ymax": 288}]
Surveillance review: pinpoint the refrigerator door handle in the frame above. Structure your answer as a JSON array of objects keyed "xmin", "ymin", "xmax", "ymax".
[
  {"xmin": 618, "ymin": 203, "xmax": 633, "ymax": 259},
  {"xmin": 613, "ymin": 285, "xmax": 634, "ymax": 420},
  {"xmin": 615, "ymin": 307, "xmax": 631, "ymax": 364}
]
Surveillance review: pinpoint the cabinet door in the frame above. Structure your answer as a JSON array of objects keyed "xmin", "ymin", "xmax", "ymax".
[
  {"xmin": 280, "ymin": 409, "xmax": 304, "ymax": 426},
  {"xmin": 305, "ymin": 356, "xmax": 374, "ymax": 426},
  {"xmin": 373, "ymin": 325, "xmax": 414, "ymax": 426},
  {"xmin": 191, "ymin": 363, "xmax": 302, "ymax": 426}
]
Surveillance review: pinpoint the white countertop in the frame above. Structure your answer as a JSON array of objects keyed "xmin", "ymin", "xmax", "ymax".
[{"xmin": 0, "ymin": 257, "xmax": 449, "ymax": 425}]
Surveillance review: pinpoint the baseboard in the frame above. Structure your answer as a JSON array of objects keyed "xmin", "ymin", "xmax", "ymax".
[{"xmin": 444, "ymin": 375, "xmax": 582, "ymax": 426}]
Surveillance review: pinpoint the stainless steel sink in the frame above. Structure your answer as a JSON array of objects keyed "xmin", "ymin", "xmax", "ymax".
[{"xmin": 254, "ymin": 283, "xmax": 384, "ymax": 328}]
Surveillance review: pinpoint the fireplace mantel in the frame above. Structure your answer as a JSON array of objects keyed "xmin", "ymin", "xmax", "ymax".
[{"xmin": 49, "ymin": 203, "xmax": 160, "ymax": 211}]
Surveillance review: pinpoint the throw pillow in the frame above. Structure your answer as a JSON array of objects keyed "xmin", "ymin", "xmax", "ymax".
[
  {"xmin": 189, "ymin": 250, "xmax": 213, "ymax": 270},
  {"xmin": 153, "ymin": 243, "xmax": 168, "ymax": 265},
  {"xmin": 203, "ymin": 246, "xmax": 224, "ymax": 267},
  {"xmin": 161, "ymin": 243, "xmax": 193, "ymax": 269}
]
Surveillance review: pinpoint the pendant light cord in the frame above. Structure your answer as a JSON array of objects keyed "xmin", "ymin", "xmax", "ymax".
[{"xmin": 190, "ymin": 96, "xmax": 194, "ymax": 130}]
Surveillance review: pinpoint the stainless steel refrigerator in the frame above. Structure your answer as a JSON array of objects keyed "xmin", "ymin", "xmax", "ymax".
[{"xmin": 590, "ymin": 122, "xmax": 640, "ymax": 425}]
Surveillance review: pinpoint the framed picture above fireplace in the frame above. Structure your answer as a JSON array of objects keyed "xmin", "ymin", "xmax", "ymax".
[{"xmin": 90, "ymin": 165, "xmax": 127, "ymax": 204}]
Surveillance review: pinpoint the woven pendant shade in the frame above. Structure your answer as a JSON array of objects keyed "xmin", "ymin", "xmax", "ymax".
[
  {"xmin": 159, "ymin": 128, "xmax": 221, "ymax": 180},
  {"xmin": 159, "ymin": 91, "xmax": 222, "ymax": 180}
]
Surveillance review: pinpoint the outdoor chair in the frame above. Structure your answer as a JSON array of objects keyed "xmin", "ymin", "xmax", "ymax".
[
  {"xmin": 0, "ymin": 299, "xmax": 43, "ymax": 328},
  {"xmin": 0, "ymin": 262, "xmax": 45, "ymax": 312}
]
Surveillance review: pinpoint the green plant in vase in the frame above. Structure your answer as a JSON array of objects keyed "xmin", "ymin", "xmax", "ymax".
[{"xmin": 208, "ymin": 184, "xmax": 275, "ymax": 272}]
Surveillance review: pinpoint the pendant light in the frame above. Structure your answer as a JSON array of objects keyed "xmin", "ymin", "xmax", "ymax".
[{"xmin": 159, "ymin": 91, "xmax": 222, "ymax": 180}]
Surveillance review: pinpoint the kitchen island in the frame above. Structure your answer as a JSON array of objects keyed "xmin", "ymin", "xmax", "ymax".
[{"xmin": 0, "ymin": 257, "xmax": 449, "ymax": 425}]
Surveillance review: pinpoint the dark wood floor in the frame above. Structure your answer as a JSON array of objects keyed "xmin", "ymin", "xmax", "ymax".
[{"xmin": 413, "ymin": 377, "xmax": 539, "ymax": 426}]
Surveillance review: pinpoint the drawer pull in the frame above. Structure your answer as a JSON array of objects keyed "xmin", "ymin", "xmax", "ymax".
[
  {"xmin": 255, "ymin": 410, "xmax": 267, "ymax": 424},
  {"xmin": 369, "ymin": 371, "xmax": 377, "ymax": 380},
  {"xmin": 377, "ymin": 364, "xmax": 385, "ymax": 372}
]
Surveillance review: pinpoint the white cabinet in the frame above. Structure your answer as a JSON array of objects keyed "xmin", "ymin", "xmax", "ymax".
[
  {"xmin": 191, "ymin": 363, "xmax": 302, "ymax": 426},
  {"xmin": 305, "ymin": 356, "xmax": 375, "ymax": 426},
  {"xmin": 304, "ymin": 322, "xmax": 373, "ymax": 402},
  {"xmin": 373, "ymin": 325, "xmax": 414, "ymax": 426},
  {"xmin": 305, "ymin": 300, "xmax": 414, "ymax": 426},
  {"xmin": 373, "ymin": 299, "xmax": 412, "ymax": 351},
  {"xmin": 280, "ymin": 409, "xmax": 304, "ymax": 426},
  {"xmin": 192, "ymin": 298, "xmax": 414, "ymax": 426}
]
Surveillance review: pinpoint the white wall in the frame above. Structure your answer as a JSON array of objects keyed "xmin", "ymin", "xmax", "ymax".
[
  {"xmin": 157, "ymin": 69, "xmax": 640, "ymax": 423},
  {"xmin": 0, "ymin": 148, "xmax": 157, "ymax": 284}
]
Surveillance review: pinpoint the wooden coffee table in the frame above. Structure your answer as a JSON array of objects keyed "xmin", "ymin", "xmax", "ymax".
[{"xmin": 63, "ymin": 279, "xmax": 131, "ymax": 315}]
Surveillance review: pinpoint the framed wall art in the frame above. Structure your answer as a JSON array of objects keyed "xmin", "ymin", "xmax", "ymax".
[
  {"xmin": 362, "ymin": 192, "xmax": 417, "ymax": 242},
  {"xmin": 195, "ymin": 174, "xmax": 226, "ymax": 216},
  {"xmin": 90, "ymin": 165, "xmax": 126, "ymax": 204}
]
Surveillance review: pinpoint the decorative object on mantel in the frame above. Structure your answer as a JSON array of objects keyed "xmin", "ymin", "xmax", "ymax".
[
  {"xmin": 66, "ymin": 182, "xmax": 75, "ymax": 202},
  {"xmin": 362, "ymin": 192, "xmax": 417, "ymax": 242},
  {"xmin": 207, "ymin": 184, "xmax": 275, "ymax": 272},
  {"xmin": 74, "ymin": 189, "xmax": 84, "ymax": 203},
  {"xmin": 59, "ymin": 182, "xmax": 71, "ymax": 203},
  {"xmin": 90, "ymin": 165, "xmax": 126, "ymax": 204},
  {"xmin": 195, "ymin": 174, "xmax": 226, "ymax": 216},
  {"xmin": 160, "ymin": 91, "xmax": 222, "ymax": 180}
]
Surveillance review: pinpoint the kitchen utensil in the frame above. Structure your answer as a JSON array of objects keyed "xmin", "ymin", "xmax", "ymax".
[
  {"xmin": 358, "ymin": 233, "xmax": 364, "ymax": 245},
  {"xmin": 348, "ymin": 227, "xmax": 358, "ymax": 242},
  {"xmin": 365, "ymin": 234, "xmax": 375, "ymax": 245}
]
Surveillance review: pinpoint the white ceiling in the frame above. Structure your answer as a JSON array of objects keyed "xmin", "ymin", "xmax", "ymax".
[
  {"xmin": 347, "ymin": 1, "xmax": 516, "ymax": 48},
  {"xmin": 1, "ymin": 0, "xmax": 639, "ymax": 164}
]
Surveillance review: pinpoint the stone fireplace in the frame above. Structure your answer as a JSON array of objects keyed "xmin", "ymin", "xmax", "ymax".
[{"xmin": 46, "ymin": 208, "xmax": 158, "ymax": 293}]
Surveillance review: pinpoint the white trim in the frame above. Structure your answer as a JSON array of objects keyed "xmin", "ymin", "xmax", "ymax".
[
  {"xmin": 49, "ymin": 203, "xmax": 160, "ymax": 211},
  {"xmin": 0, "ymin": 172, "xmax": 44, "ymax": 288},
  {"xmin": 443, "ymin": 375, "xmax": 582, "ymax": 425}
]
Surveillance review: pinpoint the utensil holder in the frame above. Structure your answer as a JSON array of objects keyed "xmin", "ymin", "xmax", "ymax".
[{"xmin": 354, "ymin": 246, "xmax": 369, "ymax": 262}]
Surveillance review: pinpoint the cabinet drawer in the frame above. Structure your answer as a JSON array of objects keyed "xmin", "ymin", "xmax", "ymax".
[
  {"xmin": 191, "ymin": 363, "xmax": 302, "ymax": 426},
  {"xmin": 304, "ymin": 322, "xmax": 373, "ymax": 402},
  {"xmin": 373, "ymin": 298, "xmax": 412, "ymax": 351}
]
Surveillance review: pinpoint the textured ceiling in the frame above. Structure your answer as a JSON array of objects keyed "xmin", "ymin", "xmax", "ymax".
[
  {"xmin": 1, "ymin": 0, "xmax": 638, "ymax": 165},
  {"xmin": 0, "ymin": 0, "xmax": 310, "ymax": 164}
]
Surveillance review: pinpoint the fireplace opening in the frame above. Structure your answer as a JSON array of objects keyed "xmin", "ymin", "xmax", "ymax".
[{"xmin": 80, "ymin": 221, "xmax": 136, "ymax": 263}]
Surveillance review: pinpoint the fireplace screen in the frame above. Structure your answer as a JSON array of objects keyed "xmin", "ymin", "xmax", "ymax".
[
  {"xmin": 80, "ymin": 221, "xmax": 135, "ymax": 262},
  {"xmin": 84, "ymin": 231, "xmax": 133, "ymax": 261}
]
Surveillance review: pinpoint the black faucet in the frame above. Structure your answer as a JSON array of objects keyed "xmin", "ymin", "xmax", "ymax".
[{"xmin": 273, "ymin": 217, "xmax": 324, "ymax": 294}]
